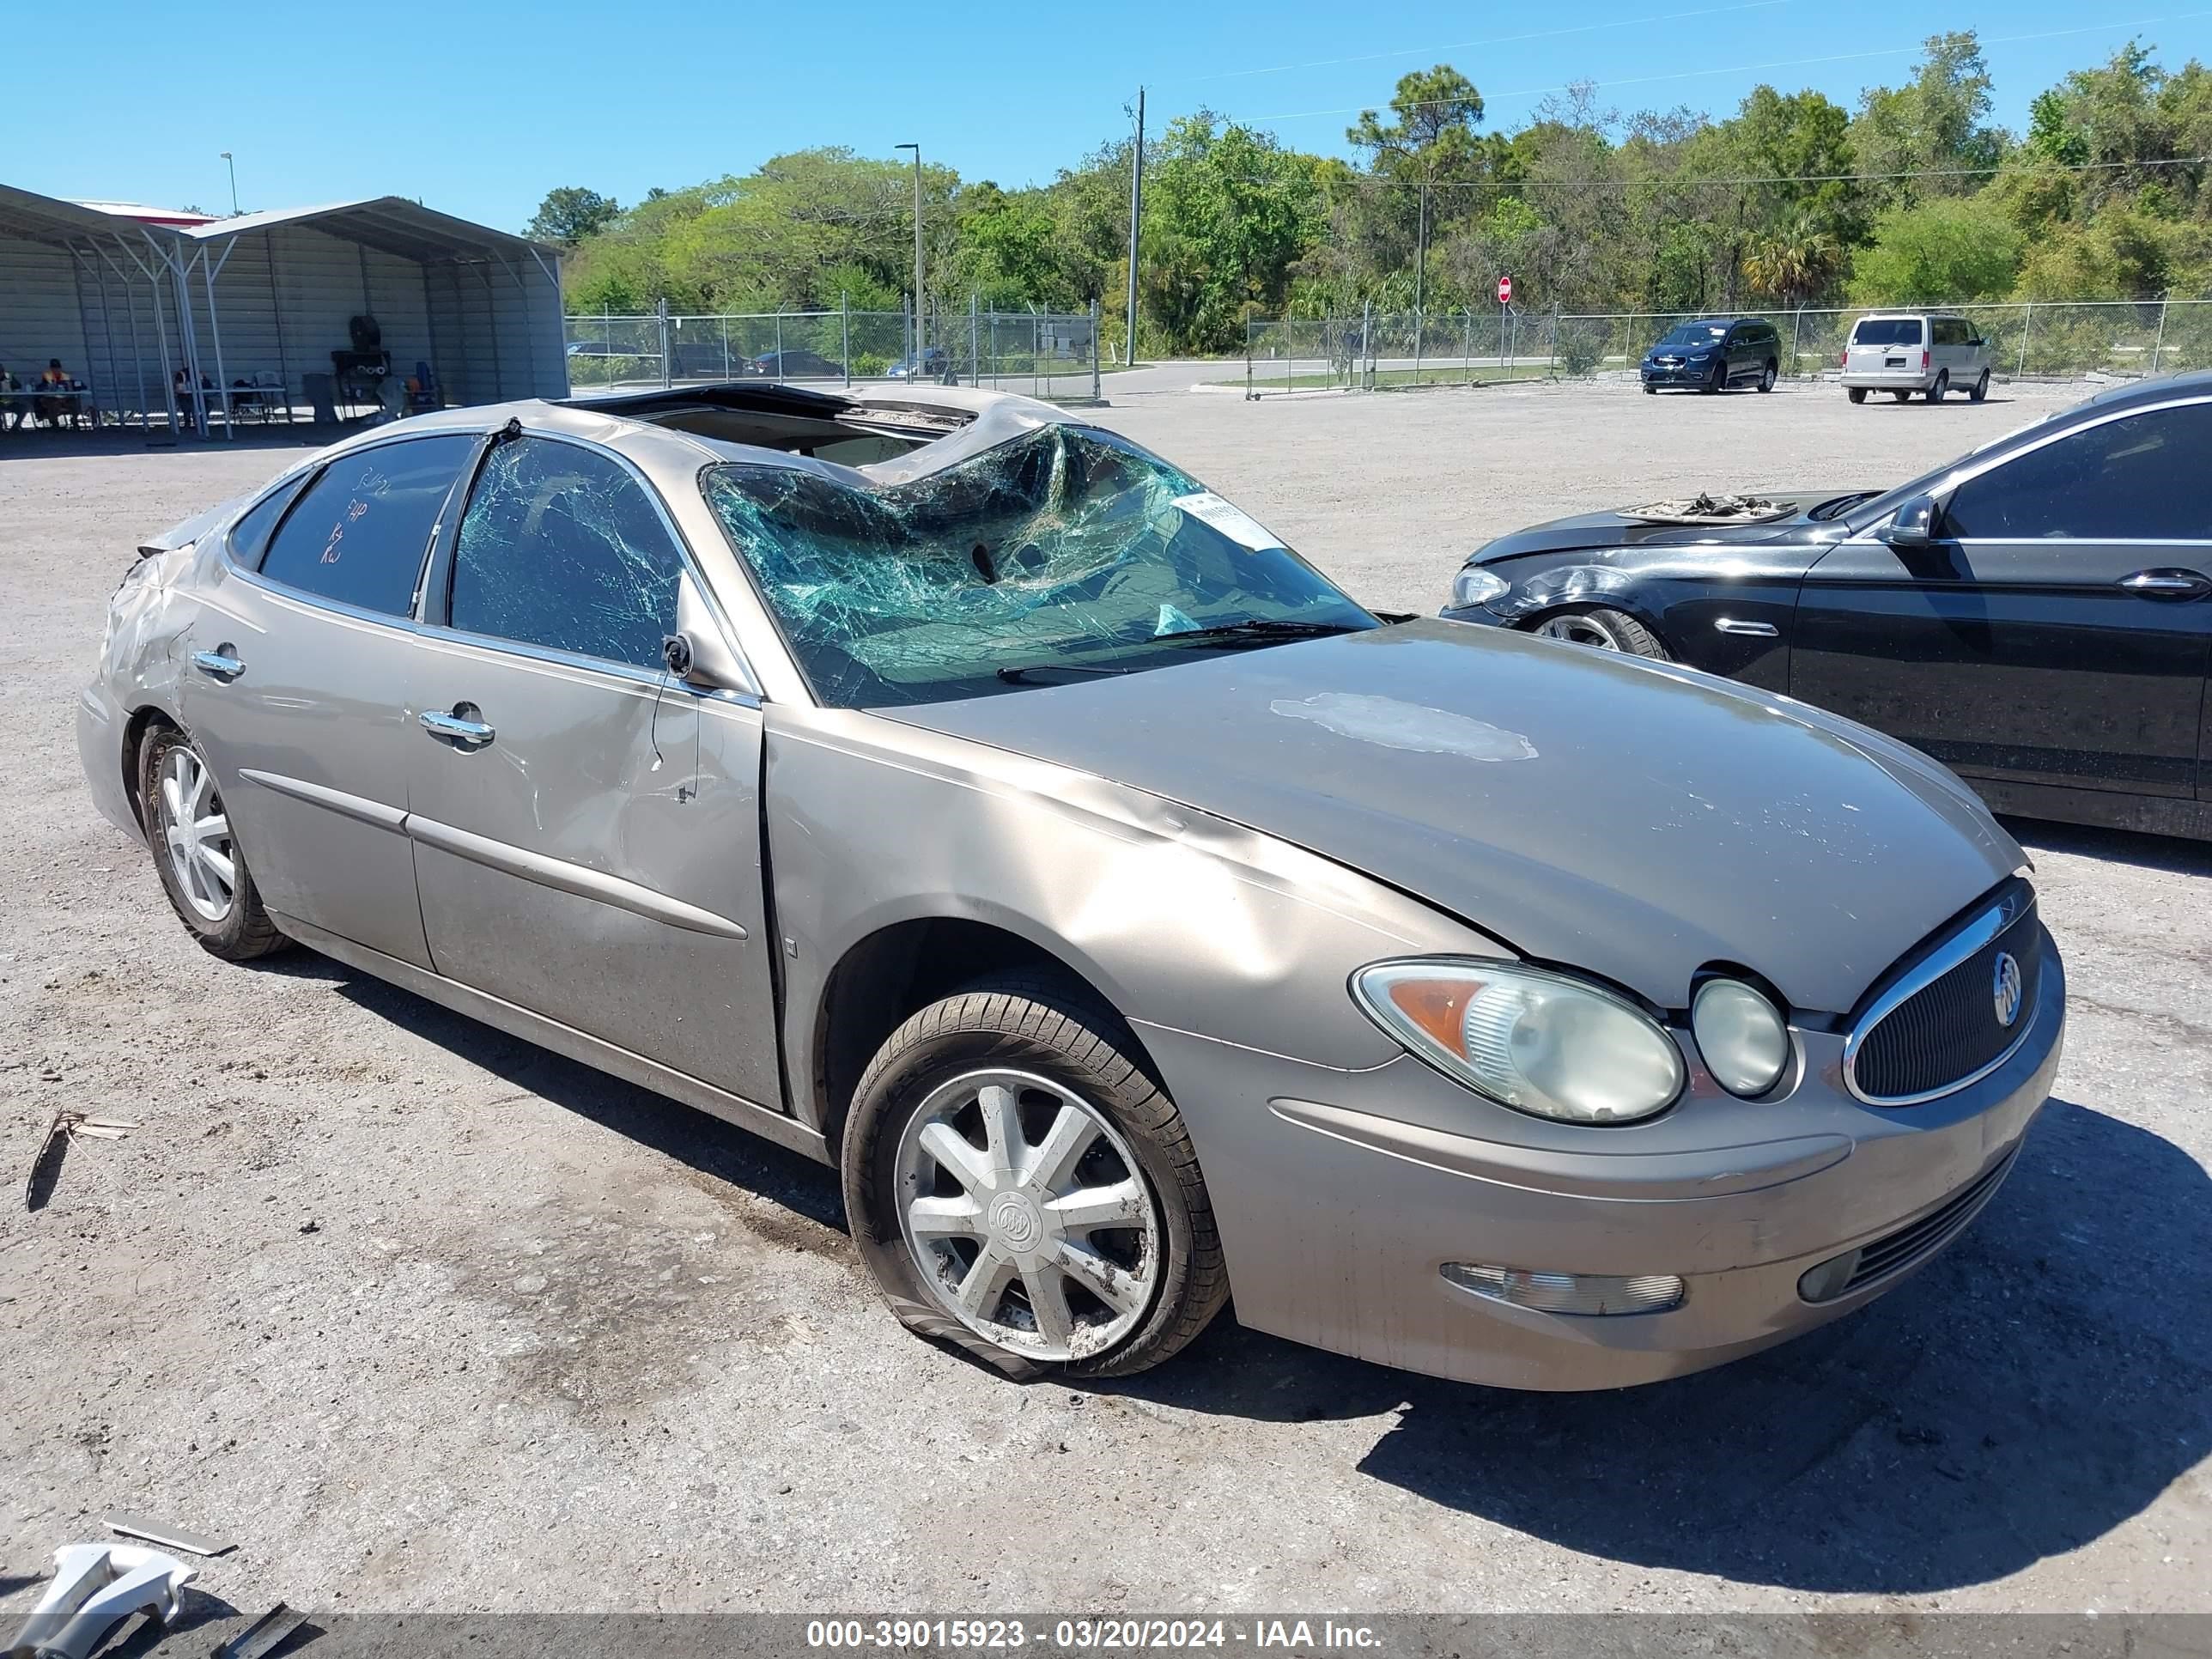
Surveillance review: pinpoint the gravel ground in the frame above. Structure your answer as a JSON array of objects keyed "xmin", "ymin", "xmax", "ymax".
[{"xmin": 2, "ymin": 381, "xmax": 2207, "ymax": 1625}]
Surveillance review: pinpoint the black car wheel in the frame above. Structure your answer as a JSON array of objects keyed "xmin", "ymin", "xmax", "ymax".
[
  {"xmin": 1848, "ymin": 387, "xmax": 1869, "ymax": 404},
  {"xmin": 1970, "ymin": 370, "xmax": 1990, "ymax": 402},
  {"xmin": 1644, "ymin": 382, "xmax": 1658, "ymax": 394},
  {"xmin": 1890, "ymin": 389, "xmax": 1911, "ymax": 402},
  {"xmin": 1533, "ymin": 608, "xmax": 1672, "ymax": 659},
  {"xmin": 1758, "ymin": 361, "xmax": 1777, "ymax": 392},
  {"xmin": 1702, "ymin": 362, "xmax": 1725, "ymax": 394},
  {"xmin": 1925, "ymin": 371, "xmax": 1949, "ymax": 404}
]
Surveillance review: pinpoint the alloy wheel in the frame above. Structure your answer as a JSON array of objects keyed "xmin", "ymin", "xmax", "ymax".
[
  {"xmin": 158, "ymin": 744, "xmax": 235, "ymax": 923},
  {"xmin": 893, "ymin": 1067, "xmax": 1163, "ymax": 1362},
  {"xmin": 1535, "ymin": 614, "xmax": 1622, "ymax": 649}
]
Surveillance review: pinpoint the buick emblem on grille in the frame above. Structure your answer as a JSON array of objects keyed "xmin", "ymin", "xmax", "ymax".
[{"xmin": 1992, "ymin": 951, "xmax": 2024, "ymax": 1029}]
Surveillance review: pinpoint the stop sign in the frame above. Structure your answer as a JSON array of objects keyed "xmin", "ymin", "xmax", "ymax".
[{"xmin": 1497, "ymin": 275, "xmax": 1513, "ymax": 305}]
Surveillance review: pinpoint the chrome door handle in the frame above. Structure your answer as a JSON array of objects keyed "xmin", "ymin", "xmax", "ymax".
[
  {"xmin": 2118, "ymin": 569, "xmax": 2210, "ymax": 599},
  {"xmin": 418, "ymin": 708, "xmax": 495, "ymax": 745},
  {"xmin": 191, "ymin": 647, "xmax": 244, "ymax": 681}
]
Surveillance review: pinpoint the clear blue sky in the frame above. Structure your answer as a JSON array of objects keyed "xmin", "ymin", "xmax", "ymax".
[{"xmin": 15, "ymin": 0, "xmax": 2208, "ymax": 230}]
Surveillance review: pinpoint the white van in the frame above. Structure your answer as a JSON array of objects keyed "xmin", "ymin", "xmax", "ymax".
[{"xmin": 1841, "ymin": 313, "xmax": 1992, "ymax": 403}]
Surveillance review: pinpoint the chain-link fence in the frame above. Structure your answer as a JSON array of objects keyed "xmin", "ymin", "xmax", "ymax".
[
  {"xmin": 563, "ymin": 299, "xmax": 1103, "ymax": 403},
  {"xmin": 1249, "ymin": 299, "xmax": 2212, "ymax": 392}
]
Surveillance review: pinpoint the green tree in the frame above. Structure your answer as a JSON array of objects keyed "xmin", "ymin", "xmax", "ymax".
[
  {"xmin": 526, "ymin": 186, "xmax": 621, "ymax": 246},
  {"xmin": 1744, "ymin": 215, "xmax": 1844, "ymax": 307},
  {"xmin": 1853, "ymin": 33, "xmax": 2007, "ymax": 207},
  {"xmin": 1849, "ymin": 199, "xmax": 2023, "ymax": 301}
]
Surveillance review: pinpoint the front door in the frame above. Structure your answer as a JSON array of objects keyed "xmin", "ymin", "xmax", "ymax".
[
  {"xmin": 182, "ymin": 433, "xmax": 481, "ymax": 968},
  {"xmin": 404, "ymin": 431, "xmax": 781, "ymax": 1107},
  {"xmin": 1792, "ymin": 398, "xmax": 2212, "ymax": 799}
]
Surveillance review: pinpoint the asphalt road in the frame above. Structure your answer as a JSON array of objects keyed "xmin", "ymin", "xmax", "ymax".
[{"xmin": 2, "ymin": 380, "xmax": 2205, "ymax": 1625}]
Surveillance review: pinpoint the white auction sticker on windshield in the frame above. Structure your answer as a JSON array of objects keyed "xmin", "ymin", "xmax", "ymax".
[{"xmin": 1174, "ymin": 491, "xmax": 1284, "ymax": 551}]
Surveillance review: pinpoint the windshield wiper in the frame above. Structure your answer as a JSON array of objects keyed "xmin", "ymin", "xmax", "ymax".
[
  {"xmin": 995, "ymin": 662, "xmax": 1134, "ymax": 684},
  {"xmin": 1151, "ymin": 617, "xmax": 1369, "ymax": 648}
]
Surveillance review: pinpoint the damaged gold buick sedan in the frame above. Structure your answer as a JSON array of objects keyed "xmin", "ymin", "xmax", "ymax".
[{"xmin": 80, "ymin": 385, "xmax": 2063, "ymax": 1389}]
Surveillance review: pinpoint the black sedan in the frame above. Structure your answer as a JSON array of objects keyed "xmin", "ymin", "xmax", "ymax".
[{"xmin": 1441, "ymin": 372, "xmax": 2212, "ymax": 841}]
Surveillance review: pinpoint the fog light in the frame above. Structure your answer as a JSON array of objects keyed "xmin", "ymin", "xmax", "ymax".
[
  {"xmin": 1442, "ymin": 1262, "xmax": 1684, "ymax": 1316},
  {"xmin": 1796, "ymin": 1249, "xmax": 1863, "ymax": 1304}
]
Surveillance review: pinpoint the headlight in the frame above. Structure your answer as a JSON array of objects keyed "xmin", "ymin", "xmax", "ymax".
[
  {"xmin": 1450, "ymin": 567, "xmax": 1509, "ymax": 609},
  {"xmin": 1691, "ymin": 978, "xmax": 1790, "ymax": 1097},
  {"xmin": 1354, "ymin": 959, "xmax": 1684, "ymax": 1124}
]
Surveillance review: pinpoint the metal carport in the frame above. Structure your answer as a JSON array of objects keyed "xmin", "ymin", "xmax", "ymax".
[
  {"xmin": 2, "ymin": 185, "xmax": 566, "ymax": 437},
  {"xmin": 179, "ymin": 198, "xmax": 567, "ymax": 429}
]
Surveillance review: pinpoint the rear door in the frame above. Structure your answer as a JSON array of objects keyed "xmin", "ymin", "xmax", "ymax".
[
  {"xmin": 182, "ymin": 433, "xmax": 480, "ymax": 967},
  {"xmin": 404, "ymin": 431, "xmax": 782, "ymax": 1105},
  {"xmin": 1792, "ymin": 396, "xmax": 2212, "ymax": 799}
]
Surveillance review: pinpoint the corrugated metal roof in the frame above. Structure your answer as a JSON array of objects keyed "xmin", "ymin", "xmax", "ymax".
[
  {"xmin": 185, "ymin": 196, "xmax": 557, "ymax": 266},
  {"xmin": 0, "ymin": 183, "xmax": 160, "ymax": 246}
]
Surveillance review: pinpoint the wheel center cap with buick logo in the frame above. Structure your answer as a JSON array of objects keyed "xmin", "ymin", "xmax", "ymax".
[
  {"xmin": 1992, "ymin": 951, "xmax": 2024, "ymax": 1029},
  {"xmin": 988, "ymin": 1190, "xmax": 1045, "ymax": 1253}
]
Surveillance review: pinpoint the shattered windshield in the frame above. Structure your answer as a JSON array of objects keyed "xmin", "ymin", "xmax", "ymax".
[{"xmin": 704, "ymin": 423, "xmax": 1374, "ymax": 708}]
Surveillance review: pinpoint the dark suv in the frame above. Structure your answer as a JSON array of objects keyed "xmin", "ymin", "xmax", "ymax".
[{"xmin": 1640, "ymin": 317, "xmax": 1782, "ymax": 394}]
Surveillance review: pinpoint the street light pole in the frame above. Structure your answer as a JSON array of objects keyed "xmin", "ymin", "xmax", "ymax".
[
  {"xmin": 220, "ymin": 151, "xmax": 239, "ymax": 216},
  {"xmin": 896, "ymin": 143, "xmax": 924, "ymax": 368}
]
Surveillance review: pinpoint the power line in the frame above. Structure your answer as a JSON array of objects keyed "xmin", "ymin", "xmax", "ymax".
[
  {"xmin": 1238, "ymin": 12, "xmax": 2212, "ymax": 122},
  {"xmin": 1193, "ymin": 0, "xmax": 1793, "ymax": 84}
]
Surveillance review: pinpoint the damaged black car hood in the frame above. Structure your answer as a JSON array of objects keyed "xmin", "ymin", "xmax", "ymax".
[
  {"xmin": 885, "ymin": 620, "xmax": 2020, "ymax": 1015},
  {"xmin": 1471, "ymin": 492, "xmax": 1873, "ymax": 565}
]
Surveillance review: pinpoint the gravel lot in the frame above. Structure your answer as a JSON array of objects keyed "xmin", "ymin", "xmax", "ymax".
[{"xmin": 3, "ymin": 380, "xmax": 2207, "ymax": 1625}]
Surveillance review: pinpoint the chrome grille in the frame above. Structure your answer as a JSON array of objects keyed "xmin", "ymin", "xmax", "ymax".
[{"xmin": 1846, "ymin": 880, "xmax": 2040, "ymax": 1106}]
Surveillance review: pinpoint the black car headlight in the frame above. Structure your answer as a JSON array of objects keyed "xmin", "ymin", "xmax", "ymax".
[{"xmin": 1450, "ymin": 568, "xmax": 1509, "ymax": 608}]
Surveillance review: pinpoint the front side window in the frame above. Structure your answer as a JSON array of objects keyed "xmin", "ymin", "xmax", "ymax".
[
  {"xmin": 706, "ymin": 423, "xmax": 1372, "ymax": 708},
  {"xmin": 257, "ymin": 434, "xmax": 478, "ymax": 617},
  {"xmin": 1944, "ymin": 403, "xmax": 2212, "ymax": 541},
  {"xmin": 448, "ymin": 434, "xmax": 687, "ymax": 672}
]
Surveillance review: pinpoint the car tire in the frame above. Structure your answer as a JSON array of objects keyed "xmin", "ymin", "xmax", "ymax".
[
  {"xmin": 1532, "ymin": 607, "xmax": 1672, "ymax": 659},
  {"xmin": 1925, "ymin": 371, "xmax": 1949, "ymax": 404},
  {"xmin": 1643, "ymin": 382, "xmax": 1657, "ymax": 394},
  {"xmin": 1971, "ymin": 370, "xmax": 1990, "ymax": 402},
  {"xmin": 1890, "ymin": 390, "xmax": 1911, "ymax": 402},
  {"xmin": 1758, "ymin": 360, "xmax": 1777, "ymax": 392},
  {"xmin": 1847, "ymin": 386, "xmax": 1868, "ymax": 404},
  {"xmin": 1702, "ymin": 362, "xmax": 1725, "ymax": 394},
  {"xmin": 139, "ymin": 724, "xmax": 289, "ymax": 962},
  {"xmin": 842, "ymin": 974, "xmax": 1228, "ymax": 1380}
]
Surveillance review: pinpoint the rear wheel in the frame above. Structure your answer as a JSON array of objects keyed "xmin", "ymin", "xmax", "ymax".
[
  {"xmin": 1533, "ymin": 607, "xmax": 1671, "ymax": 659},
  {"xmin": 1925, "ymin": 371, "xmax": 1949, "ymax": 404},
  {"xmin": 1970, "ymin": 370, "xmax": 1990, "ymax": 402},
  {"xmin": 1758, "ymin": 360, "xmax": 1777, "ymax": 392},
  {"xmin": 1847, "ymin": 386, "xmax": 1869, "ymax": 404},
  {"xmin": 842, "ymin": 975, "xmax": 1227, "ymax": 1379},
  {"xmin": 140, "ymin": 726, "xmax": 289, "ymax": 961}
]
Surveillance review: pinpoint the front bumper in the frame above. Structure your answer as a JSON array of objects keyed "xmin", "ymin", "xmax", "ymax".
[
  {"xmin": 1140, "ymin": 933, "xmax": 2063, "ymax": 1391},
  {"xmin": 76, "ymin": 680, "xmax": 140, "ymax": 838},
  {"xmin": 1641, "ymin": 361, "xmax": 1717, "ymax": 386}
]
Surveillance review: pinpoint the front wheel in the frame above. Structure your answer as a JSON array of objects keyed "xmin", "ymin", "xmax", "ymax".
[
  {"xmin": 1701, "ymin": 362, "xmax": 1725, "ymax": 394},
  {"xmin": 140, "ymin": 725, "xmax": 289, "ymax": 960},
  {"xmin": 1533, "ymin": 607, "xmax": 1672, "ymax": 659},
  {"xmin": 1847, "ymin": 386, "xmax": 1869, "ymax": 404},
  {"xmin": 1890, "ymin": 389, "xmax": 1911, "ymax": 402},
  {"xmin": 842, "ymin": 976, "xmax": 1227, "ymax": 1379}
]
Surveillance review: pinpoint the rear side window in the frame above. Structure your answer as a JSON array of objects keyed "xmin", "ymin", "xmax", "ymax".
[
  {"xmin": 1933, "ymin": 319, "xmax": 1968, "ymax": 346},
  {"xmin": 1852, "ymin": 318, "xmax": 1923, "ymax": 347},
  {"xmin": 228, "ymin": 475, "xmax": 310, "ymax": 568},
  {"xmin": 1945, "ymin": 403, "xmax": 2212, "ymax": 540},
  {"xmin": 258, "ymin": 435, "xmax": 478, "ymax": 617},
  {"xmin": 447, "ymin": 434, "xmax": 687, "ymax": 672}
]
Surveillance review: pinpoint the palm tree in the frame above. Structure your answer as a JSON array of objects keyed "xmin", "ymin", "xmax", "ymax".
[{"xmin": 1743, "ymin": 218, "xmax": 1843, "ymax": 310}]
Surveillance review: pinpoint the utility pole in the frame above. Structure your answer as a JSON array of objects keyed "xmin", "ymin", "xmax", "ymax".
[
  {"xmin": 896, "ymin": 143, "xmax": 924, "ymax": 366},
  {"xmin": 221, "ymin": 152, "xmax": 239, "ymax": 216},
  {"xmin": 1124, "ymin": 88, "xmax": 1145, "ymax": 366},
  {"xmin": 1413, "ymin": 179, "xmax": 1429, "ymax": 318}
]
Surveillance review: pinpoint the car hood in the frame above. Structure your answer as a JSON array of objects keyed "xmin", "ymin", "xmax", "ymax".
[
  {"xmin": 883, "ymin": 620, "xmax": 2020, "ymax": 1014},
  {"xmin": 1472, "ymin": 495, "xmax": 1875, "ymax": 562}
]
